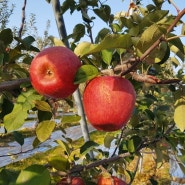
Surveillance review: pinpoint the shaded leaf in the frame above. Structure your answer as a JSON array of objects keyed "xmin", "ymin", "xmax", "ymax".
[
  {"xmin": 80, "ymin": 141, "xmax": 99, "ymax": 155},
  {"xmin": 36, "ymin": 120, "xmax": 56, "ymax": 142},
  {"xmin": 93, "ymin": 5, "xmax": 111, "ymax": 23},
  {"xmin": 15, "ymin": 164, "xmax": 50, "ymax": 185},
  {"xmin": 71, "ymin": 24, "xmax": 85, "ymax": 42},
  {"xmin": 0, "ymin": 28, "xmax": 13, "ymax": 45},
  {"xmin": 74, "ymin": 34, "xmax": 132, "ymax": 57},
  {"xmin": 13, "ymin": 131, "xmax": 24, "ymax": 146},
  {"xmin": 74, "ymin": 64, "xmax": 99, "ymax": 84}
]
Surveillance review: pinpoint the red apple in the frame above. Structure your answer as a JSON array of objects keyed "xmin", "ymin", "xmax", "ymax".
[
  {"xmin": 30, "ymin": 46, "xmax": 81, "ymax": 99},
  {"xmin": 83, "ymin": 76, "xmax": 136, "ymax": 132},
  {"xmin": 57, "ymin": 177, "xmax": 85, "ymax": 185},
  {"xmin": 98, "ymin": 175, "xmax": 127, "ymax": 185}
]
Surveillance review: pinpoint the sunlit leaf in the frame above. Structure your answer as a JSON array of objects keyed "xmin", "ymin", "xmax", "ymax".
[
  {"xmin": 171, "ymin": 56, "xmax": 180, "ymax": 67},
  {"xmin": 4, "ymin": 104, "xmax": 28, "ymax": 132},
  {"xmin": 104, "ymin": 134, "xmax": 116, "ymax": 148},
  {"xmin": 48, "ymin": 156, "xmax": 70, "ymax": 171},
  {"xmin": 15, "ymin": 164, "xmax": 50, "ymax": 185},
  {"xmin": 61, "ymin": 114, "xmax": 81, "ymax": 124},
  {"xmin": 48, "ymin": 36, "xmax": 65, "ymax": 46},
  {"xmin": 101, "ymin": 49, "xmax": 113, "ymax": 65},
  {"xmin": 137, "ymin": 24, "xmax": 166, "ymax": 53},
  {"xmin": 127, "ymin": 135, "xmax": 142, "ymax": 153},
  {"xmin": 174, "ymin": 103, "xmax": 185, "ymax": 132},
  {"xmin": 74, "ymin": 34, "xmax": 132, "ymax": 57},
  {"xmin": 74, "ymin": 64, "xmax": 99, "ymax": 84},
  {"xmin": 56, "ymin": 139, "xmax": 71, "ymax": 156},
  {"xmin": 170, "ymin": 45, "xmax": 185, "ymax": 62},
  {"xmin": 34, "ymin": 100, "xmax": 52, "ymax": 112},
  {"xmin": 36, "ymin": 120, "xmax": 56, "ymax": 142}
]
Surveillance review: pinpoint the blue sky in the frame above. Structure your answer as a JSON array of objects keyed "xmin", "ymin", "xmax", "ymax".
[{"xmin": 6, "ymin": 0, "xmax": 185, "ymax": 43}]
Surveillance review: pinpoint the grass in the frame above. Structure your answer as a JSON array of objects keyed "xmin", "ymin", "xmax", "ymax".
[{"xmin": 0, "ymin": 128, "xmax": 171, "ymax": 184}]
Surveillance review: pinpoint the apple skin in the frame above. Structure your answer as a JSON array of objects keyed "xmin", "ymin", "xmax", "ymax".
[
  {"xmin": 83, "ymin": 76, "xmax": 136, "ymax": 132},
  {"xmin": 98, "ymin": 176, "xmax": 127, "ymax": 185},
  {"xmin": 30, "ymin": 46, "xmax": 81, "ymax": 99}
]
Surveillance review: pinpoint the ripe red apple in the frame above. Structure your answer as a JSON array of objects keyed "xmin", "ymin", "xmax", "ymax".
[
  {"xmin": 98, "ymin": 175, "xmax": 127, "ymax": 185},
  {"xmin": 57, "ymin": 177, "xmax": 85, "ymax": 185},
  {"xmin": 30, "ymin": 46, "xmax": 81, "ymax": 99},
  {"xmin": 83, "ymin": 76, "xmax": 136, "ymax": 132}
]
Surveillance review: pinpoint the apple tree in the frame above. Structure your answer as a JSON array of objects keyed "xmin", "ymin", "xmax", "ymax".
[{"xmin": 0, "ymin": 0, "xmax": 185, "ymax": 184}]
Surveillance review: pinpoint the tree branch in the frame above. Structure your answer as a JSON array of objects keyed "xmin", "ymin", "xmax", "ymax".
[
  {"xmin": 18, "ymin": 0, "xmax": 27, "ymax": 38},
  {"xmin": 69, "ymin": 124, "xmax": 175, "ymax": 174},
  {"xmin": 0, "ymin": 78, "xmax": 30, "ymax": 92}
]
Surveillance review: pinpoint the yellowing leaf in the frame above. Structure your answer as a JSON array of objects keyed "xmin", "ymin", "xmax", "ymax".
[
  {"xmin": 35, "ymin": 100, "xmax": 52, "ymax": 112},
  {"xmin": 48, "ymin": 36, "xmax": 65, "ymax": 46},
  {"xmin": 36, "ymin": 120, "xmax": 56, "ymax": 142},
  {"xmin": 174, "ymin": 104, "xmax": 185, "ymax": 132}
]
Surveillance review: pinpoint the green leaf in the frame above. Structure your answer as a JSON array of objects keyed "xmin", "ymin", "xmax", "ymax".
[
  {"xmin": 80, "ymin": 141, "xmax": 99, "ymax": 155},
  {"xmin": 101, "ymin": 49, "xmax": 113, "ymax": 65},
  {"xmin": 155, "ymin": 148, "xmax": 163, "ymax": 168},
  {"xmin": 15, "ymin": 164, "xmax": 50, "ymax": 185},
  {"xmin": 171, "ymin": 56, "xmax": 180, "ymax": 67},
  {"xmin": 56, "ymin": 140, "xmax": 71, "ymax": 156},
  {"xmin": 0, "ymin": 28, "xmax": 13, "ymax": 45},
  {"xmin": 74, "ymin": 34, "xmax": 132, "ymax": 57},
  {"xmin": 104, "ymin": 134, "xmax": 116, "ymax": 149},
  {"xmin": 4, "ymin": 104, "xmax": 28, "ymax": 132},
  {"xmin": 61, "ymin": 114, "xmax": 81, "ymax": 124},
  {"xmin": 48, "ymin": 36, "xmax": 65, "ymax": 46},
  {"xmin": 48, "ymin": 156, "xmax": 70, "ymax": 171},
  {"xmin": 0, "ymin": 169, "xmax": 19, "ymax": 185},
  {"xmin": 36, "ymin": 120, "xmax": 56, "ymax": 142},
  {"xmin": 137, "ymin": 24, "xmax": 166, "ymax": 53},
  {"xmin": 155, "ymin": 42, "xmax": 170, "ymax": 64},
  {"xmin": 34, "ymin": 100, "xmax": 52, "ymax": 112},
  {"xmin": 174, "ymin": 103, "xmax": 185, "ymax": 132},
  {"xmin": 170, "ymin": 45, "xmax": 185, "ymax": 62},
  {"xmin": 17, "ymin": 89, "xmax": 43, "ymax": 110},
  {"xmin": 38, "ymin": 110, "xmax": 52, "ymax": 122},
  {"xmin": 71, "ymin": 24, "xmax": 85, "ymax": 42},
  {"xmin": 127, "ymin": 135, "xmax": 142, "ymax": 153},
  {"xmin": 168, "ymin": 33, "xmax": 184, "ymax": 55},
  {"xmin": 93, "ymin": 5, "xmax": 111, "ymax": 23},
  {"xmin": 13, "ymin": 131, "xmax": 24, "ymax": 146},
  {"xmin": 140, "ymin": 10, "xmax": 169, "ymax": 29},
  {"xmin": 74, "ymin": 64, "xmax": 99, "ymax": 84}
]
